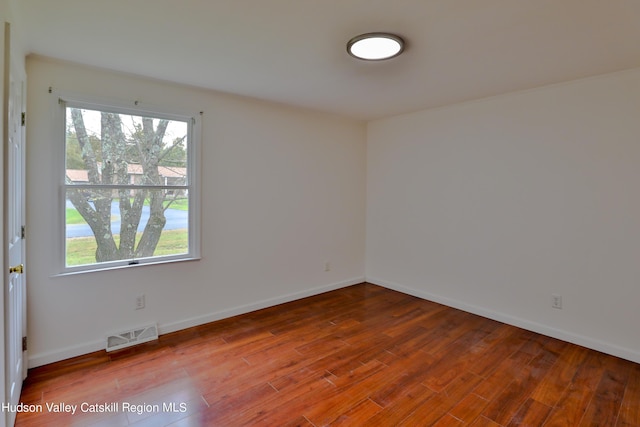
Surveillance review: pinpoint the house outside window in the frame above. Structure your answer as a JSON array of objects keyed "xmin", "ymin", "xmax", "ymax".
[{"xmin": 59, "ymin": 96, "xmax": 200, "ymax": 273}]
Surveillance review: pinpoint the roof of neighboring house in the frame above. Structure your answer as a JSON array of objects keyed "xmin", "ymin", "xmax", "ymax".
[
  {"xmin": 127, "ymin": 164, "xmax": 186, "ymax": 178},
  {"xmin": 66, "ymin": 165, "xmax": 186, "ymax": 182},
  {"xmin": 66, "ymin": 169, "xmax": 89, "ymax": 182}
]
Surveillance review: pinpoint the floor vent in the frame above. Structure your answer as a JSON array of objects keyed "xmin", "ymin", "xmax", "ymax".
[{"xmin": 106, "ymin": 324, "xmax": 158, "ymax": 352}]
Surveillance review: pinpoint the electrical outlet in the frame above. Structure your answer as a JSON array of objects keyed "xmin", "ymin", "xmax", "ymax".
[
  {"xmin": 135, "ymin": 294, "xmax": 145, "ymax": 310},
  {"xmin": 552, "ymin": 294, "xmax": 562, "ymax": 310},
  {"xmin": 324, "ymin": 261, "xmax": 331, "ymax": 272}
]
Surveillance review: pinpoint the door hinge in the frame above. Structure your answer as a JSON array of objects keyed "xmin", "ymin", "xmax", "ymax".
[
  {"xmin": 21, "ymin": 112, "xmax": 25, "ymax": 126},
  {"xmin": 21, "ymin": 225, "xmax": 25, "ymax": 239},
  {"xmin": 22, "ymin": 337, "xmax": 27, "ymax": 352}
]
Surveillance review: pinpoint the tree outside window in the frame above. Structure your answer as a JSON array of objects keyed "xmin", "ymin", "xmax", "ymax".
[{"xmin": 63, "ymin": 103, "xmax": 197, "ymax": 270}]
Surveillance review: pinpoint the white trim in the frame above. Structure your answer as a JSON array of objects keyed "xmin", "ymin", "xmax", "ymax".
[
  {"xmin": 27, "ymin": 276, "xmax": 365, "ymax": 368},
  {"xmin": 28, "ymin": 339, "xmax": 105, "ymax": 369},
  {"xmin": 1, "ymin": 21, "xmax": 8, "ymax": 427},
  {"xmin": 51, "ymin": 91, "xmax": 202, "ymax": 274},
  {"xmin": 189, "ymin": 111, "xmax": 202, "ymax": 261},
  {"xmin": 51, "ymin": 255, "xmax": 200, "ymax": 277},
  {"xmin": 158, "ymin": 277, "xmax": 364, "ymax": 336},
  {"xmin": 366, "ymin": 276, "xmax": 640, "ymax": 365},
  {"xmin": 29, "ymin": 275, "xmax": 640, "ymax": 367},
  {"xmin": 54, "ymin": 90, "xmax": 199, "ymax": 124}
]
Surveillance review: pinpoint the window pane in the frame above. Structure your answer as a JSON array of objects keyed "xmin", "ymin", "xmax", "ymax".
[
  {"xmin": 65, "ymin": 188, "xmax": 189, "ymax": 267},
  {"xmin": 65, "ymin": 107, "xmax": 188, "ymax": 186}
]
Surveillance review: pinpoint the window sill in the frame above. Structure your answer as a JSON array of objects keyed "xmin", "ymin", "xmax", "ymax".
[{"xmin": 51, "ymin": 256, "xmax": 201, "ymax": 278}]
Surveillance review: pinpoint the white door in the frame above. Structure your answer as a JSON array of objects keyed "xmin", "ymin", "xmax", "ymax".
[{"xmin": 4, "ymin": 22, "xmax": 27, "ymax": 427}]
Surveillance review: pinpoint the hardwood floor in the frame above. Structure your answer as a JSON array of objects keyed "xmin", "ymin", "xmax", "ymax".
[{"xmin": 16, "ymin": 283, "xmax": 640, "ymax": 426}]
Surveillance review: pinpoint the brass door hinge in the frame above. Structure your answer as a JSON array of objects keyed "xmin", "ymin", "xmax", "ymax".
[{"xmin": 22, "ymin": 336, "xmax": 27, "ymax": 352}]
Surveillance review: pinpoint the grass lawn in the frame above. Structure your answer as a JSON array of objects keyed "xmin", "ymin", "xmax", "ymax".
[
  {"xmin": 164, "ymin": 198, "xmax": 188, "ymax": 211},
  {"xmin": 66, "ymin": 229, "xmax": 188, "ymax": 266},
  {"xmin": 66, "ymin": 208, "xmax": 87, "ymax": 225}
]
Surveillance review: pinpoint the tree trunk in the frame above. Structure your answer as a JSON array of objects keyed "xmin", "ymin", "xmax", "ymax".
[
  {"xmin": 133, "ymin": 117, "xmax": 169, "ymax": 258},
  {"xmin": 68, "ymin": 109, "xmax": 174, "ymax": 263},
  {"xmin": 69, "ymin": 109, "xmax": 118, "ymax": 262}
]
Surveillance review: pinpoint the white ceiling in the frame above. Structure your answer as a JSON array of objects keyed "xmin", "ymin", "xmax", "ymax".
[{"xmin": 17, "ymin": 0, "xmax": 640, "ymax": 120}]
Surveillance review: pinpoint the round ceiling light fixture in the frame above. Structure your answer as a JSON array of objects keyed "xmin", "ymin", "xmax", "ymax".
[{"xmin": 347, "ymin": 32, "xmax": 405, "ymax": 61}]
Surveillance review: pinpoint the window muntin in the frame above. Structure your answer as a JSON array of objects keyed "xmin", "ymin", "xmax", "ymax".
[{"xmin": 61, "ymin": 101, "xmax": 199, "ymax": 272}]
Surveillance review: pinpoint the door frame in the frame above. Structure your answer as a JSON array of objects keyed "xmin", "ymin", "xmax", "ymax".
[
  {"xmin": 0, "ymin": 21, "xmax": 6, "ymax": 427},
  {"xmin": 2, "ymin": 20, "xmax": 27, "ymax": 427}
]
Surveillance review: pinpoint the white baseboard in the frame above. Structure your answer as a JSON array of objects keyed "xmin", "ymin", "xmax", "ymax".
[
  {"xmin": 34, "ymin": 275, "xmax": 637, "ymax": 367},
  {"xmin": 28, "ymin": 339, "xmax": 106, "ymax": 368},
  {"xmin": 367, "ymin": 276, "xmax": 640, "ymax": 365},
  {"xmin": 28, "ymin": 276, "xmax": 364, "ymax": 368},
  {"xmin": 158, "ymin": 276, "xmax": 364, "ymax": 336}
]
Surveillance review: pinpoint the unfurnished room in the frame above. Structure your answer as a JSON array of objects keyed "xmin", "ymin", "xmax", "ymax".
[{"xmin": 1, "ymin": 1, "xmax": 640, "ymax": 426}]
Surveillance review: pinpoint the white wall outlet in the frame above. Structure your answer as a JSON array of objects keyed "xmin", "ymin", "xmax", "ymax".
[
  {"xmin": 552, "ymin": 294, "xmax": 562, "ymax": 309},
  {"xmin": 324, "ymin": 261, "xmax": 331, "ymax": 272},
  {"xmin": 135, "ymin": 294, "xmax": 145, "ymax": 310}
]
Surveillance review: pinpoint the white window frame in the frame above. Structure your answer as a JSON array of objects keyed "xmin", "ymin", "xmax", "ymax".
[{"xmin": 53, "ymin": 93, "xmax": 201, "ymax": 275}]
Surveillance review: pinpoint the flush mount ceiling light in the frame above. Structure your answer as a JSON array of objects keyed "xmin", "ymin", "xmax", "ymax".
[{"xmin": 347, "ymin": 32, "xmax": 405, "ymax": 61}]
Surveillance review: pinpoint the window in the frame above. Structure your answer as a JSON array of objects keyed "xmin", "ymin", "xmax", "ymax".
[{"xmin": 59, "ymin": 97, "xmax": 200, "ymax": 273}]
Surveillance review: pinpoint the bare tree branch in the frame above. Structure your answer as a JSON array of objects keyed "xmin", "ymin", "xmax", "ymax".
[{"xmin": 67, "ymin": 110, "xmax": 185, "ymax": 264}]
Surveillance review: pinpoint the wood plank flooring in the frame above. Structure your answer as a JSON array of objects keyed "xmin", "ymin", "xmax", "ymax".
[{"xmin": 16, "ymin": 283, "xmax": 640, "ymax": 426}]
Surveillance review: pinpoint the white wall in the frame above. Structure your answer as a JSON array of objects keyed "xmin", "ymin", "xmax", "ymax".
[
  {"xmin": 367, "ymin": 68, "xmax": 640, "ymax": 363},
  {"xmin": 26, "ymin": 56, "xmax": 366, "ymax": 367}
]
